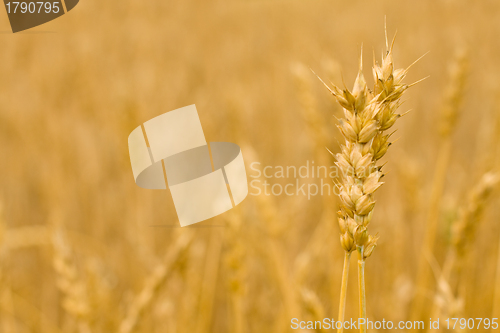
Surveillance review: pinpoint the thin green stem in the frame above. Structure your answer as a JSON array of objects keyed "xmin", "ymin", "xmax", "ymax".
[
  {"xmin": 338, "ymin": 251, "xmax": 351, "ymax": 333},
  {"xmin": 358, "ymin": 247, "xmax": 366, "ymax": 333}
]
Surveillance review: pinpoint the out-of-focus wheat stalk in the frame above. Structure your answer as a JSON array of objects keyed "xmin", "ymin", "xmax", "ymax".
[
  {"xmin": 52, "ymin": 228, "xmax": 92, "ymax": 333},
  {"xmin": 292, "ymin": 61, "xmax": 340, "ymax": 311},
  {"xmin": 412, "ymin": 47, "xmax": 467, "ymax": 321},
  {"xmin": 292, "ymin": 62, "xmax": 331, "ymax": 161},
  {"xmin": 0, "ymin": 205, "xmax": 64, "ymax": 333},
  {"xmin": 196, "ymin": 228, "xmax": 223, "ymax": 333},
  {"xmin": 430, "ymin": 172, "xmax": 499, "ymax": 333},
  {"xmin": 119, "ymin": 231, "xmax": 194, "ymax": 333},
  {"xmin": 3, "ymin": 287, "xmax": 65, "ymax": 333},
  {"xmin": 449, "ymin": 173, "xmax": 498, "ymax": 313},
  {"xmin": 224, "ymin": 210, "xmax": 246, "ymax": 333},
  {"xmin": 243, "ymin": 146, "xmax": 302, "ymax": 328},
  {"xmin": 0, "ymin": 202, "xmax": 50, "ymax": 251},
  {"xmin": 0, "ymin": 287, "xmax": 16, "ymax": 333},
  {"xmin": 225, "ymin": 107, "xmax": 301, "ymax": 330},
  {"xmin": 300, "ymin": 288, "xmax": 327, "ymax": 333},
  {"xmin": 318, "ymin": 28, "xmax": 419, "ymax": 332},
  {"xmin": 451, "ymin": 172, "xmax": 499, "ymax": 267}
]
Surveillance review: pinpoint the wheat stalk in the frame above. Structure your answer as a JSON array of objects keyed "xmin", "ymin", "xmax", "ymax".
[
  {"xmin": 292, "ymin": 62, "xmax": 332, "ymax": 160},
  {"xmin": 300, "ymin": 288, "xmax": 327, "ymax": 333},
  {"xmin": 195, "ymin": 227, "xmax": 224, "ymax": 333},
  {"xmin": 430, "ymin": 172, "xmax": 499, "ymax": 332},
  {"xmin": 244, "ymin": 146, "xmax": 302, "ymax": 328},
  {"xmin": 119, "ymin": 230, "xmax": 193, "ymax": 333},
  {"xmin": 452, "ymin": 172, "xmax": 499, "ymax": 262},
  {"xmin": 224, "ymin": 210, "xmax": 247, "ymax": 333},
  {"xmin": 51, "ymin": 228, "xmax": 92, "ymax": 333},
  {"xmin": 318, "ymin": 28, "xmax": 419, "ymax": 333},
  {"xmin": 412, "ymin": 47, "xmax": 467, "ymax": 322},
  {"xmin": 292, "ymin": 61, "xmax": 342, "ymax": 314},
  {"xmin": 448, "ymin": 172, "xmax": 498, "ymax": 318},
  {"xmin": 1, "ymin": 287, "xmax": 66, "ymax": 333}
]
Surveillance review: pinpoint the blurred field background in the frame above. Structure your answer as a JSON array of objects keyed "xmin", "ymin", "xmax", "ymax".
[{"xmin": 1, "ymin": 0, "xmax": 500, "ymax": 332}]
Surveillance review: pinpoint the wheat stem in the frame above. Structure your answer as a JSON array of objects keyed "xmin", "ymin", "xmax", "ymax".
[
  {"xmin": 412, "ymin": 138, "xmax": 452, "ymax": 320},
  {"xmin": 119, "ymin": 231, "xmax": 193, "ymax": 333},
  {"xmin": 196, "ymin": 228, "xmax": 223, "ymax": 333},
  {"xmin": 337, "ymin": 251, "xmax": 351, "ymax": 333},
  {"xmin": 224, "ymin": 210, "xmax": 246, "ymax": 333},
  {"xmin": 357, "ymin": 247, "xmax": 366, "ymax": 333},
  {"xmin": 412, "ymin": 48, "xmax": 467, "ymax": 322}
]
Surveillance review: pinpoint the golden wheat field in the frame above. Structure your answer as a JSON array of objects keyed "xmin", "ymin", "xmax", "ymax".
[{"xmin": 1, "ymin": 0, "xmax": 500, "ymax": 332}]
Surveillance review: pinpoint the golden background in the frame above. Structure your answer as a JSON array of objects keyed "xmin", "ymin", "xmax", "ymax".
[{"xmin": 1, "ymin": 0, "xmax": 500, "ymax": 332}]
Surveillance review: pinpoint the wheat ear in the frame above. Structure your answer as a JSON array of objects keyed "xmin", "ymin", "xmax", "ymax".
[
  {"xmin": 449, "ymin": 172, "xmax": 499, "ymax": 308},
  {"xmin": 432, "ymin": 172, "xmax": 499, "ymax": 329},
  {"xmin": 452, "ymin": 172, "xmax": 499, "ymax": 262},
  {"xmin": 320, "ymin": 32, "xmax": 417, "ymax": 333}
]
